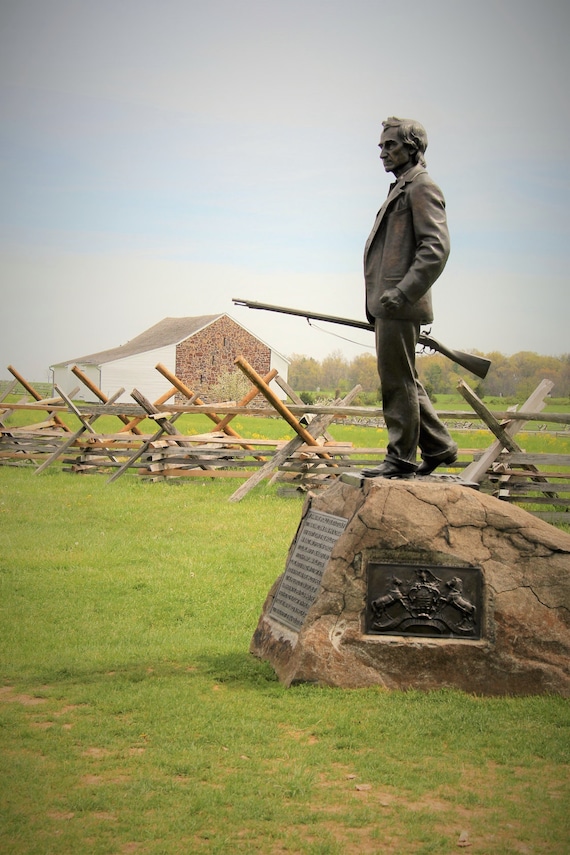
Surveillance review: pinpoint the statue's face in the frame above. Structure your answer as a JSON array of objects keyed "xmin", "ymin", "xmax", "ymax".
[{"xmin": 378, "ymin": 127, "xmax": 414, "ymax": 176}]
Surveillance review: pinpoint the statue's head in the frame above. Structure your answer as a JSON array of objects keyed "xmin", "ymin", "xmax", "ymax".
[{"xmin": 381, "ymin": 117, "xmax": 428, "ymax": 167}]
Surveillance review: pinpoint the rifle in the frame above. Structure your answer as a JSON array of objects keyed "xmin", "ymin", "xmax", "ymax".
[{"xmin": 232, "ymin": 298, "xmax": 491, "ymax": 380}]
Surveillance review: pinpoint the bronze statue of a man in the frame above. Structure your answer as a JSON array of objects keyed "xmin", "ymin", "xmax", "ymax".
[{"xmin": 362, "ymin": 117, "xmax": 458, "ymax": 479}]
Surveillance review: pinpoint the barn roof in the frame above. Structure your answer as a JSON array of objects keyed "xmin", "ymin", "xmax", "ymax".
[{"xmin": 53, "ymin": 315, "xmax": 225, "ymax": 367}]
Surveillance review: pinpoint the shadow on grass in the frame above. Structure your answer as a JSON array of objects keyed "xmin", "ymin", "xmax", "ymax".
[
  {"xmin": 23, "ymin": 652, "xmax": 278, "ymax": 689},
  {"xmin": 197, "ymin": 650, "xmax": 280, "ymax": 688}
]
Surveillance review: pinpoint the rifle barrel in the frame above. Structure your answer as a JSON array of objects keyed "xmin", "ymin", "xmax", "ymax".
[
  {"xmin": 233, "ymin": 298, "xmax": 374, "ymax": 332},
  {"xmin": 232, "ymin": 298, "xmax": 491, "ymax": 379}
]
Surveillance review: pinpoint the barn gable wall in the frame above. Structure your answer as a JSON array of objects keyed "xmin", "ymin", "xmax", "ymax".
[
  {"xmin": 100, "ymin": 345, "xmax": 175, "ymax": 403},
  {"xmin": 52, "ymin": 345, "xmax": 176, "ymax": 404},
  {"xmin": 176, "ymin": 316, "xmax": 271, "ymax": 393}
]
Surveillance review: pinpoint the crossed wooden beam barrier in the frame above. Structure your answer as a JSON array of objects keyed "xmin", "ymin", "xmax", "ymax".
[
  {"xmin": 32, "ymin": 366, "xmax": 175, "ymax": 474},
  {"xmin": 215, "ymin": 368, "xmax": 278, "ymax": 433},
  {"xmin": 234, "ymin": 356, "xmax": 334, "ymax": 461},
  {"xmin": 0, "ymin": 379, "xmax": 33, "ymax": 453},
  {"xmin": 8, "ymin": 365, "xmax": 73, "ymax": 432},
  {"xmin": 229, "ymin": 381, "xmax": 362, "ymax": 502},
  {"xmin": 1, "ymin": 368, "xmax": 82, "ymax": 469},
  {"xmin": 109, "ymin": 360, "xmax": 279, "ymax": 481},
  {"xmin": 458, "ymin": 378, "xmax": 554, "ymax": 483},
  {"xmin": 3, "ymin": 363, "xmax": 566, "ymax": 510},
  {"xmin": 155, "ymin": 362, "xmax": 279, "ymax": 462},
  {"xmin": 107, "ymin": 391, "xmax": 200, "ymax": 483},
  {"xmin": 35, "ymin": 386, "xmax": 126, "ymax": 474},
  {"xmin": 54, "ymin": 385, "xmax": 126, "ymax": 468},
  {"xmin": 86, "ymin": 377, "xmax": 193, "ymax": 480},
  {"xmin": 155, "ymin": 362, "xmax": 277, "ymax": 438},
  {"xmin": 71, "ymin": 366, "xmax": 144, "ymax": 435},
  {"xmin": 130, "ymin": 389, "xmax": 183, "ymax": 437},
  {"xmin": 232, "ymin": 355, "xmax": 365, "ymax": 501},
  {"xmin": 1, "ymin": 362, "xmax": 281, "ymax": 477},
  {"xmin": 60, "ymin": 373, "xmax": 182, "ymax": 476}
]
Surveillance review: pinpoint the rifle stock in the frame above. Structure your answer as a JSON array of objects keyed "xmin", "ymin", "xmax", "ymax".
[
  {"xmin": 418, "ymin": 334, "xmax": 490, "ymax": 379},
  {"xmin": 232, "ymin": 298, "xmax": 491, "ymax": 380}
]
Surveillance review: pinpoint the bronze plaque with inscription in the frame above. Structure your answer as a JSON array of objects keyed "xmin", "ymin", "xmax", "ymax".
[
  {"xmin": 269, "ymin": 510, "xmax": 348, "ymax": 632},
  {"xmin": 367, "ymin": 563, "xmax": 482, "ymax": 639}
]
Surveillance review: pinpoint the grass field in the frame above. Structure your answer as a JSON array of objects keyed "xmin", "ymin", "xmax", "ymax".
[{"xmin": 1, "ymin": 462, "xmax": 569, "ymax": 854}]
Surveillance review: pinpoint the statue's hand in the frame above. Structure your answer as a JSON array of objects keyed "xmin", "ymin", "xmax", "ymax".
[{"xmin": 380, "ymin": 287, "xmax": 406, "ymax": 315}]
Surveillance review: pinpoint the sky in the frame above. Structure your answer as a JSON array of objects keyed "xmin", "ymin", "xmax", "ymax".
[{"xmin": 1, "ymin": 0, "xmax": 569, "ymax": 382}]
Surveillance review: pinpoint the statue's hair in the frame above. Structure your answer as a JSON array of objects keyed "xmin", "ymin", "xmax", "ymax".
[{"xmin": 382, "ymin": 117, "xmax": 428, "ymax": 167}]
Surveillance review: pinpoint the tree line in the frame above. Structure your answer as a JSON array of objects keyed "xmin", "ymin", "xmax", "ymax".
[{"xmin": 288, "ymin": 349, "xmax": 570, "ymax": 402}]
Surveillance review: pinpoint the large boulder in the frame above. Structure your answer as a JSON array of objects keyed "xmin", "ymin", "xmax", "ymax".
[{"xmin": 251, "ymin": 478, "xmax": 570, "ymax": 695}]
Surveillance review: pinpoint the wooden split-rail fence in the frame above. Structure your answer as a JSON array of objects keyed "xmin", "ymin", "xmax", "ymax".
[{"xmin": 1, "ymin": 361, "xmax": 569, "ymax": 521}]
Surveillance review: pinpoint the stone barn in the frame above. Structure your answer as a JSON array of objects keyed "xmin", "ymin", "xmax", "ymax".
[{"xmin": 50, "ymin": 314, "xmax": 290, "ymax": 404}]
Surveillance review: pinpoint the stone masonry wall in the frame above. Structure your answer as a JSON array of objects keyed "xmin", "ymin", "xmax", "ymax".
[{"xmin": 175, "ymin": 316, "xmax": 271, "ymax": 395}]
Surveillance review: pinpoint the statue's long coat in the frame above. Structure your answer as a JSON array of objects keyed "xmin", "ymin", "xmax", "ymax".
[{"xmin": 364, "ymin": 163, "xmax": 450, "ymax": 324}]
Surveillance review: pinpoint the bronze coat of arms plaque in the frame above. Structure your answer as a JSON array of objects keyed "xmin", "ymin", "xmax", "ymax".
[{"xmin": 366, "ymin": 563, "xmax": 482, "ymax": 639}]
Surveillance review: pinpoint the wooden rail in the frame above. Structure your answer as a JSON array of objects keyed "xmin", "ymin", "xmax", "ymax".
[
  {"xmin": 2, "ymin": 399, "xmax": 569, "ymax": 425},
  {"xmin": 0, "ymin": 369, "xmax": 568, "ymax": 521}
]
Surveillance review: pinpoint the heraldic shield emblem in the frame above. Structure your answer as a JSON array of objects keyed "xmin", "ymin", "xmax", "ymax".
[{"xmin": 366, "ymin": 563, "xmax": 482, "ymax": 639}]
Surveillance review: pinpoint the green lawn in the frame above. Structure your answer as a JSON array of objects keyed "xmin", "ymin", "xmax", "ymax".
[{"xmin": 1, "ymin": 466, "xmax": 569, "ymax": 854}]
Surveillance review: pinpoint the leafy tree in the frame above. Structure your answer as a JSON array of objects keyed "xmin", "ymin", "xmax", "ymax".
[
  {"xmin": 420, "ymin": 357, "xmax": 450, "ymax": 394},
  {"xmin": 347, "ymin": 353, "xmax": 380, "ymax": 394},
  {"xmin": 287, "ymin": 349, "xmax": 570, "ymax": 398},
  {"xmin": 320, "ymin": 349, "xmax": 349, "ymax": 392},
  {"xmin": 288, "ymin": 354, "xmax": 321, "ymax": 391},
  {"xmin": 207, "ymin": 368, "xmax": 251, "ymax": 402}
]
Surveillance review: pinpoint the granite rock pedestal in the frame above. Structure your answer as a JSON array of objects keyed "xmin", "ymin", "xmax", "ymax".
[{"xmin": 250, "ymin": 478, "xmax": 570, "ymax": 695}]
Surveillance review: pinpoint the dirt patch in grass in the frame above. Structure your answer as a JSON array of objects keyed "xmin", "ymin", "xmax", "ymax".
[
  {"xmin": 0, "ymin": 685, "xmax": 47, "ymax": 705},
  {"xmin": 83, "ymin": 747, "xmax": 112, "ymax": 757},
  {"xmin": 46, "ymin": 811, "xmax": 75, "ymax": 821}
]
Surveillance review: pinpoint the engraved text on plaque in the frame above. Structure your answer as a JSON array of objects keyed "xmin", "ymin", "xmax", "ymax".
[{"xmin": 269, "ymin": 510, "xmax": 348, "ymax": 632}]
